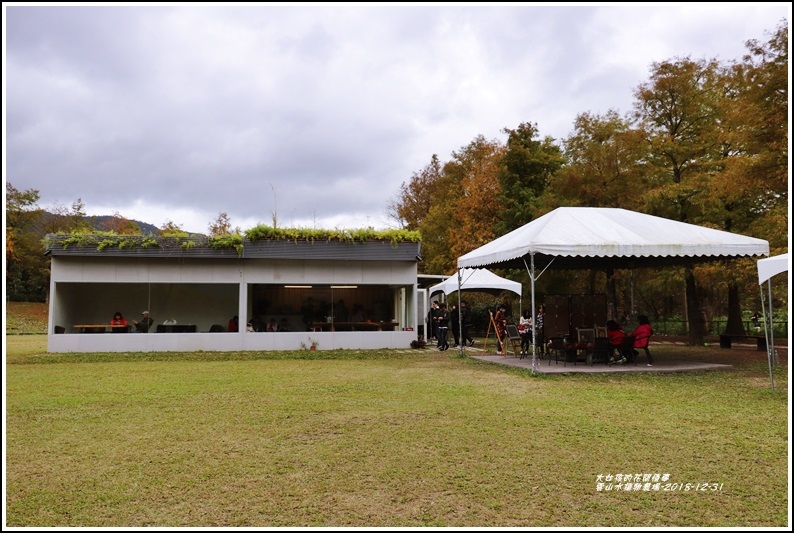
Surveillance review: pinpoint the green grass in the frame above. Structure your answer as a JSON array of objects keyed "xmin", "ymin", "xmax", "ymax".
[{"xmin": 4, "ymin": 335, "xmax": 789, "ymax": 527}]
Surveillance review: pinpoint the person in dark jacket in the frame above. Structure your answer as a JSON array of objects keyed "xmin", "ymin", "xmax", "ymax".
[
  {"xmin": 436, "ymin": 303, "xmax": 450, "ymax": 351},
  {"xmin": 460, "ymin": 300, "xmax": 474, "ymax": 346},
  {"xmin": 133, "ymin": 310, "xmax": 153, "ymax": 333}
]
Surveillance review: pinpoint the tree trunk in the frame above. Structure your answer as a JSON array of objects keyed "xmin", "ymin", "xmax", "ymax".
[
  {"xmin": 723, "ymin": 283, "xmax": 745, "ymax": 334},
  {"xmin": 685, "ymin": 268, "xmax": 705, "ymax": 345}
]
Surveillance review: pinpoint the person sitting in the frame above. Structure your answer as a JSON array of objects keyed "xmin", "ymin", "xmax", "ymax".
[
  {"xmin": 228, "ymin": 315, "xmax": 239, "ymax": 332},
  {"xmin": 266, "ymin": 318, "xmax": 279, "ymax": 332},
  {"xmin": 132, "ymin": 311, "xmax": 153, "ymax": 333},
  {"xmin": 606, "ymin": 319, "xmax": 628, "ymax": 363},
  {"xmin": 110, "ymin": 311, "xmax": 128, "ymax": 333},
  {"xmin": 518, "ymin": 310, "xmax": 533, "ymax": 355},
  {"xmin": 279, "ymin": 318, "xmax": 291, "ymax": 332},
  {"xmin": 632, "ymin": 315, "xmax": 654, "ymax": 366}
]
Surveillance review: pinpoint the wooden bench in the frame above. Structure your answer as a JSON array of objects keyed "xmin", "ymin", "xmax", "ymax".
[{"xmin": 718, "ymin": 334, "xmax": 767, "ymax": 351}]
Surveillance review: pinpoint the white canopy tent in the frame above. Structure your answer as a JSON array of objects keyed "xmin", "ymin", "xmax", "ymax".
[
  {"xmin": 757, "ymin": 253, "xmax": 789, "ymax": 285},
  {"xmin": 458, "ymin": 207, "xmax": 770, "ymax": 372},
  {"xmin": 757, "ymin": 253, "xmax": 789, "ymax": 391},
  {"xmin": 429, "ymin": 268, "xmax": 522, "ymax": 350},
  {"xmin": 428, "ymin": 268, "xmax": 521, "ymax": 297}
]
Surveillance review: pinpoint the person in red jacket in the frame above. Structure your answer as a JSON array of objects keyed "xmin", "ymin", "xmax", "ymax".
[
  {"xmin": 110, "ymin": 311, "xmax": 128, "ymax": 333},
  {"xmin": 606, "ymin": 319, "xmax": 627, "ymax": 362},
  {"xmin": 632, "ymin": 315, "xmax": 654, "ymax": 366}
]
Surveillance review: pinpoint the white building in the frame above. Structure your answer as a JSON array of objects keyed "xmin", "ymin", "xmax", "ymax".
[{"xmin": 45, "ymin": 234, "xmax": 421, "ymax": 352}]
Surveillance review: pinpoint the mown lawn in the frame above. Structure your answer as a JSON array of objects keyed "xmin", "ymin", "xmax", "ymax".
[{"xmin": 4, "ymin": 335, "xmax": 789, "ymax": 527}]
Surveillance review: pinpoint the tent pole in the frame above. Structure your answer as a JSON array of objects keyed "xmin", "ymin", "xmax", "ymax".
[
  {"xmin": 767, "ymin": 279, "xmax": 776, "ymax": 366},
  {"xmin": 523, "ymin": 256, "xmax": 537, "ymax": 375},
  {"xmin": 458, "ymin": 268, "xmax": 463, "ymax": 356},
  {"xmin": 759, "ymin": 284, "xmax": 774, "ymax": 391}
]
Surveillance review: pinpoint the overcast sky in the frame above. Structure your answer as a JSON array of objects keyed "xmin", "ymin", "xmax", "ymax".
[{"xmin": 4, "ymin": 3, "xmax": 790, "ymax": 234}]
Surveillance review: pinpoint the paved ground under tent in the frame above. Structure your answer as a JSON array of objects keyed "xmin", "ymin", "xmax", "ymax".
[
  {"xmin": 454, "ymin": 338, "xmax": 787, "ymax": 374},
  {"xmin": 468, "ymin": 353, "xmax": 731, "ymax": 374}
]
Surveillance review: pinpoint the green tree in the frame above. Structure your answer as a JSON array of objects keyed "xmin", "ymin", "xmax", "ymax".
[
  {"xmin": 5, "ymin": 183, "xmax": 49, "ymax": 301},
  {"xmin": 159, "ymin": 219, "xmax": 186, "ymax": 237},
  {"xmin": 495, "ymin": 122, "xmax": 564, "ymax": 234},
  {"xmin": 551, "ymin": 110, "xmax": 647, "ymax": 209},
  {"xmin": 392, "ymin": 155, "xmax": 444, "ymax": 231}
]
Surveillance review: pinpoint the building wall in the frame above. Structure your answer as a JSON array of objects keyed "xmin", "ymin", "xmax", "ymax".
[{"xmin": 48, "ymin": 255, "xmax": 418, "ymax": 352}]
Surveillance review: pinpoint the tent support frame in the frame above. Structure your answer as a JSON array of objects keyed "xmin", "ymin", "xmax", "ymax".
[{"xmin": 522, "ymin": 255, "xmax": 555, "ymax": 375}]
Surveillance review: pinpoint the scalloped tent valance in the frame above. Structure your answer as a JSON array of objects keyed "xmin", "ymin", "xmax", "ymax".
[{"xmin": 458, "ymin": 207, "xmax": 769, "ymax": 271}]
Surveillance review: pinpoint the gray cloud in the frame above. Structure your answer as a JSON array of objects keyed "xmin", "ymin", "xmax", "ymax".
[{"xmin": 6, "ymin": 4, "xmax": 789, "ymax": 233}]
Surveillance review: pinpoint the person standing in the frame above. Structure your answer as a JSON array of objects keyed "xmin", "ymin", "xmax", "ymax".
[
  {"xmin": 436, "ymin": 303, "xmax": 450, "ymax": 351},
  {"xmin": 428, "ymin": 300, "xmax": 439, "ymax": 341},
  {"xmin": 494, "ymin": 305, "xmax": 507, "ymax": 355},
  {"xmin": 535, "ymin": 304, "xmax": 546, "ymax": 356},
  {"xmin": 460, "ymin": 300, "xmax": 474, "ymax": 346},
  {"xmin": 450, "ymin": 303, "xmax": 460, "ymax": 347}
]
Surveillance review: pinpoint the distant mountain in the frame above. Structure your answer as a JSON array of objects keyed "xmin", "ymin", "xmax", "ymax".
[
  {"xmin": 33, "ymin": 212, "xmax": 202, "ymax": 237},
  {"xmin": 87, "ymin": 215, "xmax": 160, "ymax": 235}
]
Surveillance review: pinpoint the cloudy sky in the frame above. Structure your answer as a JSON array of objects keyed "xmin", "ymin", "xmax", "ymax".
[{"xmin": 4, "ymin": 3, "xmax": 790, "ymax": 234}]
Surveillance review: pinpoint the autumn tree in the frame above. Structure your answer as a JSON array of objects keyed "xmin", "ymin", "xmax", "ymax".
[
  {"xmin": 632, "ymin": 56, "xmax": 727, "ymax": 345},
  {"xmin": 707, "ymin": 20, "xmax": 790, "ymax": 333},
  {"xmin": 97, "ymin": 212, "xmax": 141, "ymax": 234},
  {"xmin": 391, "ymin": 154, "xmax": 444, "ymax": 231},
  {"xmin": 444, "ymin": 136, "xmax": 506, "ymax": 266},
  {"xmin": 208, "ymin": 211, "xmax": 240, "ymax": 237},
  {"xmin": 159, "ymin": 219, "xmax": 186, "ymax": 236}
]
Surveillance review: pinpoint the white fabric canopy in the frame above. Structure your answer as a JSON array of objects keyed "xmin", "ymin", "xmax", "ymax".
[
  {"xmin": 756, "ymin": 253, "xmax": 788, "ymax": 391},
  {"xmin": 456, "ymin": 207, "xmax": 770, "ymax": 373},
  {"xmin": 757, "ymin": 253, "xmax": 789, "ymax": 284},
  {"xmin": 428, "ymin": 268, "xmax": 521, "ymax": 297},
  {"xmin": 458, "ymin": 207, "xmax": 769, "ymax": 269}
]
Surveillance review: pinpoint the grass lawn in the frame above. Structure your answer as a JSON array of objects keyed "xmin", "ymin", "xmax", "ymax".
[{"xmin": 4, "ymin": 332, "xmax": 790, "ymax": 527}]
